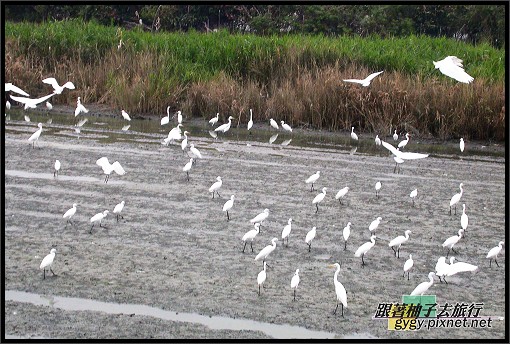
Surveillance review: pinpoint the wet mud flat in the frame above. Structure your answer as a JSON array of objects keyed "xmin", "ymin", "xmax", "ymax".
[{"xmin": 3, "ymin": 124, "xmax": 506, "ymax": 339}]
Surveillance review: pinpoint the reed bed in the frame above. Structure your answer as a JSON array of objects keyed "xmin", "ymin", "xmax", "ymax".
[{"xmin": 5, "ymin": 19, "xmax": 505, "ymax": 140}]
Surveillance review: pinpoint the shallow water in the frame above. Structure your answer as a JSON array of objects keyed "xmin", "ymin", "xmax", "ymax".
[{"xmin": 6, "ymin": 290, "xmax": 337, "ymax": 339}]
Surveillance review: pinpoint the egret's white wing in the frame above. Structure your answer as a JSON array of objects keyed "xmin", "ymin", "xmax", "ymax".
[
  {"xmin": 381, "ymin": 140, "xmax": 400, "ymax": 156},
  {"xmin": 96, "ymin": 156, "xmax": 110, "ymax": 168},
  {"xmin": 398, "ymin": 151, "xmax": 429, "ymax": 160},
  {"xmin": 365, "ymin": 71, "xmax": 384, "ymax": 82},
  {"xmin": 342, "ymin": 78, "xmax": 364, "ymax": 84},
  {"xmin": 161, "ymin": 116, "xmax": 169, "ymax": 125},
  {"xmin": 62, "ymin": 81, "xmax": 76, "ymax": 90},
  {"xmin": 111, "ymin": 161, "xmax": 126, "ymax": 175},
  {"xmin": 5, "ymin": 83, "xmax": 30, "ymax": 96},
  {"xmin": 42, "ymin": 77, "xmax": 60, "ymax": 90},
  {"xmin": 10, "ymin": 93, "xmax": 55, "ymax": 107},
  {"xmin": 439, "ymin": 63, "xmax": 474, "ymax": 83}
]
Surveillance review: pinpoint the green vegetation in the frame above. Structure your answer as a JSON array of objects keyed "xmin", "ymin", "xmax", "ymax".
[{"xmin": 5, "ymin": 20, "xmax": 506, "ymax": 141}]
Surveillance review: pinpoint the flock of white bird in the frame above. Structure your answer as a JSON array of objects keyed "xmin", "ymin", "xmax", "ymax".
[{"xmin": 6, "ymin": 54, "xmax": 503, "ymax": 318}]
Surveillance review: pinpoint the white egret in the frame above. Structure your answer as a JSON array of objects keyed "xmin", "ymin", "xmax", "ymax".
[
  {"xmin": 181, "ymin": 131, "xmax": 189, "ymax": 153},
  {"xmin": 375, "ymin": 181, "xmax": 381, "ymax": 198},
  {"xmin": 369, "ymin": 217, "xmax": 382, "ymax": 234},
  {"xmin": 442, "ymin": 229, "xmax": 464, "ymax": 257},
  {"xmin": 209, "ymin": 176, "xmax": 222, "ymax": 199},
  {"xmin": 410, "ymin": 272, "xmax": 435, "ymax": 296},
  {"xmin": 63, "ymin": 203, "xmax": 77, "ymax": 227},
  {"xmin": 281, "ymin": 121, "xmax": 292, "ymax": 132},
  {"xmin": 54, "ymin": 159, "xmax": 61, "ymax": 178},
  {"xmin": 25, "ymin": 115, "xmax": 31, "ymax": 122},
  {"xmin": 189, "ymin": 144, "xmax": 203, "ymax": 160},
  {"xmin": 209, "ymin": 112, "xmax": 219, "ymax": 126},
  {"xmin": 410, "ymin": 188, "xmax": 418, "ymax": 207},
  {"xmin": 381, "ymin": 140, "xmax": 429, "ymax": 160},
  {"xmin": 247, "ymin": 109, "xmax": 253, "ymax": 131},
  {"xmin": 449, "ymin": 183, "xmax": 464, "ymax": 215},
  {"xmin": 121, "ymin": 109, "xmax": 131, "ymax": 121},
  {"xmin": 269, "ymin": 118, "xmax": 279, "ymax": 130},
  {"xmin": 388, "ymin": 230, "xmax": 411, "ymax": 258},
  {"xmin": 459, "ymin": 138, "xmax": 465, "ymax": 152},
  {"xmin": 255, "ymin": 238, "xmax": 278, "ymax": 265},
  {"xmin": 269, "ymin": 133, "xmax": 278, "ymax": 144},
  {"xmin": 312, "ymin": 187, "xmax": 327, "ymax": 213},
  {"xmin": 39, "ymin": 248, "xmax": 57, "ymax": 279},
  {"xmin": 6, "ymin": 100, "xmax": 11, "ymax": 110},
  {"xmin": 342, "ymin": 222, "xmax": 351, "ymax": 250},
  {"xmin": 393, "ymin": 156, "xmax": 405, "ymax": 174},
  {"xmin": 222, "ymin": 195, "xmax": 235, "ymax": 221},
  {"xmin": 10, "ymin": 93, "xmax": 56, "ymax": 110},
  {"xmin": 42, "ymin": 77, "xmax": 75, "ymax": 94},
  {"xmin": 161, "ymin": 106, "xmax": 171, "ymax": 125},
  {"xmin": 214, "ymin": 116, "xmax": 234, "ymax": 133},
  {"xmin": 164, "ymin": 123, "xmax": 183, "ymax": 145},
  {"xmin": 305, "ymin": 226, "xmax": 317, "ymax": 252},
  {"xmin": 176, "ymin": 110, "xmax": 182, "ymax": 124},
  {"xmin": 393, "ymin": 130, "xmax": 398, "ymax": 141},
  {"xmin": 183, "ymin": 158, "xmax": 194, "ymax": 181},
  {"xmin": 343, "ymin": 71, "xmax": 384, "ymax": 87},
  {"xmin": 305, "ymin": 171, "xmax": 321, "ymax": 192},
  {"xmin": 486, "ymin": 241, "xmax": 504, "ymax": 267},
  {"xmin": 335, "ymin": 187, "xmax": 349, "ymax": 205},
  {"xmin": 250, "ymin": 209, "xmax": 270, "ymax": 228},
  {"xmin": 5, "ymin": 82, "xmax": 30, "ymax": 96},
  {"xmin": 435, "ymin": 256, "xmax": 450, "ymax": 283},
  {"xmin": 90, "ymin": 210, "xmax": 109, "ymax": 233},
  {"xmin": 350, "ymin": 127, "xmax": 358, "ymax": 141},
  {"xmin": 460, "ymin": 204, "xmax": 468, "ymax": 231},
  {"xmin": 242, "ymin": 223, "xmax": 260, "ymax": 253},
  {"xmin": 433, "ymin": 56, "xmax": 474, "ymax": 83},
  {"xmin": 74, "ymin": 97, "xmax": 89, "ymax": 116},
  {"xmin": 257, "ymin": 262, "xmax": 267, "ymax": 296},
  {"xmin": 28, "ymin": 123, "xmax": 43, "ymax": 148},
  {"xmin": 329, "ymin": 263, "xmax": 348, "ymax": 316},
  {"xmin": 281, "ymin": 218, "xmax": 292, "ymax": 247},
  {"xmin": 448, "ymin": 257, "xmax": 478, "ymax": 275},
  {"xmin": 46, "ymin": 101, "xmax": 52, "ymax": 111},
  {"xmin": 113, "ymin": 201, "xmax": 125, "ymax": 222},
  {"xmin": 291, "ymin": 269, "xmax": 300, "ymax": 301},
  {"xmin": 354, "ymin": 235, "xmax": 376, "ymax": 267},
  {"xmin": 96, "ymin": 157, "xmax": 126, "ymax": 183},
  {"xmin": 398, "ymin": 133, "xmax": 410, "ymax": 149},
  {"xmin": 375, "ymin": 135, "xmax": 381, "ymax": 146},
  {"xmin": 403, "ymin": 254, "xmax": 413, "ymax": 280}
]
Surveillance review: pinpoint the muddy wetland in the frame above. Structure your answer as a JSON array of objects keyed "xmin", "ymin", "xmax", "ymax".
[{"xmin": 3, "ymin": 108, "xmax": 506, "ymax": 340}]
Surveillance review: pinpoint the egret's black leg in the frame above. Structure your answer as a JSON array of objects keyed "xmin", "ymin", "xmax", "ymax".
[
  {"xmin": 449, "ymin": 206, "xmax": 452, "ymax": 215},
  {"xmin": 43, "ymin": 268, "xmax": 46, "ymax": 279},
  {"xmin": 50, "ymin": 267, "xmax": 56, "ymax": 276},
  {"xmin": 250, "ymin": 242, "xmax": 254, "ymax": 253},
  {"xmin": 495, "ymin": 259, "xmax": 499, "ymax": 267},
  {"xmin": 242, "ymin": 241, "xmax": 247, "ymax": 253},
  {"xmin": 216, "ymin": 191, "xmax": 221, "ymax": 198},
  {"xmin": 258, "ymin": 285, "xmax": 261, "ymax": 296},
  {"xmin": 341, "ymin": 304, "xmax": 344, "ymax": 317},
  {"xmin": 391, "ymin": 247, "xmax": 396, "ymax": 256},
  {"xmin": 344, "ymin": 241, "xmax": 347, "ymax": 251},
  {"xmin": 446, "ymin": 248, "xmax": 450, "ymax": 258},
  {"xmin": 226, "ymin": 211, "xmax": 230, "ymax": 221},
  {"xmin": 489, "ymin": 259, "xmax": 492, "ymax": 267},
  {"xmin": 90, "ymin": 224, "xmax": 94, "ymax": 234},
  {"xmin": 308, "ymin": 243, "xmax": 311, "ymax": 252},
  {"xmin": 451, "ymin": 247, "xmax": 458, "ymax": 254},
  {"xmin": 407, "ymin": 271, "xmax": 410, "ymax": 280},
  {"xmin": 333, "ymin": 302, "xmax": 338, "ymax": 315},
  {"xmin": 361, "ymin": 254, "xmax": 366, "ymax": 267},
  {"xmin": 315, "ymin": 204, "xmax": 319, "ymax": 213},
  {"xmin": 293, "ymin": 289, "xmax": 296, "ymax": 301},
  {"xmin": 397, "ymin": 247, "xmax": 400, "ymax": 258}
]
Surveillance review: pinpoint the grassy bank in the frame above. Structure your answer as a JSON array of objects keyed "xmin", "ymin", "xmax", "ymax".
[{"xmin": 5, "ymin": 19, "xmax": 506, "ymax": 140}]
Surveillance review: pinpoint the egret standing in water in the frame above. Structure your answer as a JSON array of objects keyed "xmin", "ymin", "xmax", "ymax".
[
  {"xmin": 63, "ymin": 203, "xmax": 77, "ymax": 228},
  {"xmin": 305, "ymin": 226, "xmax": 317, "ymax": 252},
  {"xmin": 209, "ymin": 176, "xmax": 222, "ymax": 199},
  {"xmin": 486, "ymin": 241, "xmax": 504, "ymax": 267},
  {"xmin": 222, "ymin": 195, "xmax": 235, "ymax": 221},
  {"xmin": 269, "ymin": 118, "xmax": 279, "ymax": 130},
  {"xmin": 40, "ymin": 248, "xmax": 57, "ymax": 279},
  {"xmin": 242, "ymin": 223, "xmax": 260, "ymax": 253},
  {"xmin": 121, "ymin": 109, "xmax": 131, "ymax": 121},
  {"xmin": 398, "ymin": 133, "xmax": 410, "ymax": 150},
  {"xmin": 394, "ymin": 156, "xmax": 405, "ymax": 174},
  {"xmin": 388, "ymin": 230, "xmax": 411, "ymax": 258},
  {"xmin": 291, "ymin": 269, "xmax": 300, "ymax": 301},
  {"xmin": 459, "ymin": 138, "xmax": 465, "ymax": 152},
  {"xmin": 281, "ymin": 218, "xmax": 292, "ymax": 247},
  {"xmin": 342, "ymin": 222, "xmax": 352, "ymax": 250},
  {"xmin": 183, "ymin": 158, "xmax": 194, "ymax": 181},
  {"xmin": 161, "ymin": 106, "xmax": 171, "ymax": 125},
  {"xmin": 209, "ymin": 113, "xmax": 219, "ymax": 126},
  {"xmin": 189, "ymin": 144, "xmax": 203, "ymax": 161},
  {"xmin": 46, "ymin": 101, "xmax": 53, "ymax": 111},
  {"xmin": 54, "ymin": 159, "xmax": 61, "ymax": 178},
  {"xmin": 181, "ymin": 131, "xmax": 189, "ymax": 154},
  {"xmin": 305, "ymin": 171, "xmax": 321, "ymax": 192},
  {"xmin": 355, "ymin": 235, "xmax": 376, "ymax": 267},
  {"xmin": 312, "ymin": 187, "xmax": 327, "ymax": 213},
  {"xmin": 403, "ymin": 254, "xmax": 414, "ymax": 280},
  {"xmin": 113, "ymin": 201, "xmax": 125, "ymax": 222},
  {"xmin": 442, "ymin": 229, "xmax": 464, "ymax": 257},
  {"xmin": 281, "ymin": 121, "xmax": 292, "ymax": 132},
  {"xmin": 329, "ymin": 263, "xmax": 348, "ymax": 316},
  {"xmin": 375, "ymin": 181, "xmax": 382, "ymax": 198},
  {"xmin": 449, "ymin": 183, "xmax": 464, "ymax": 215},
  {"xmin": 375, "ymin": 135, "xmax": 381, "ymax": 146},
  {"xmin": 257, "ymin": 262, "xmax": 267, "ymax": 296},
  {"xmin": 335, "ymin": 187, "xmax": 349, "ymax": 205},
  {"xmin": 393, "ymin": 130, "xmax": 399, "ymax": 141},
  {"xmin": 215, "ymin": 116, "xmax": 234, "ymax": 133},
  {"xmin": 28, "ymin": 123, "xmax": 43, "ymax": 149},
  {"xmin": 74, "ymin": 97, "xmax": 89, "ymax": 116},
  {"xmin": 410, "ymin": 189, "xmax": 418, "ymax": 207},
  {"xmin": 255, "ymin": 238, "xmax": 278, "ymax": 265},
  {"xmin": 410, "ymin": 272, "xmax": 435, "ymax": 296}
]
